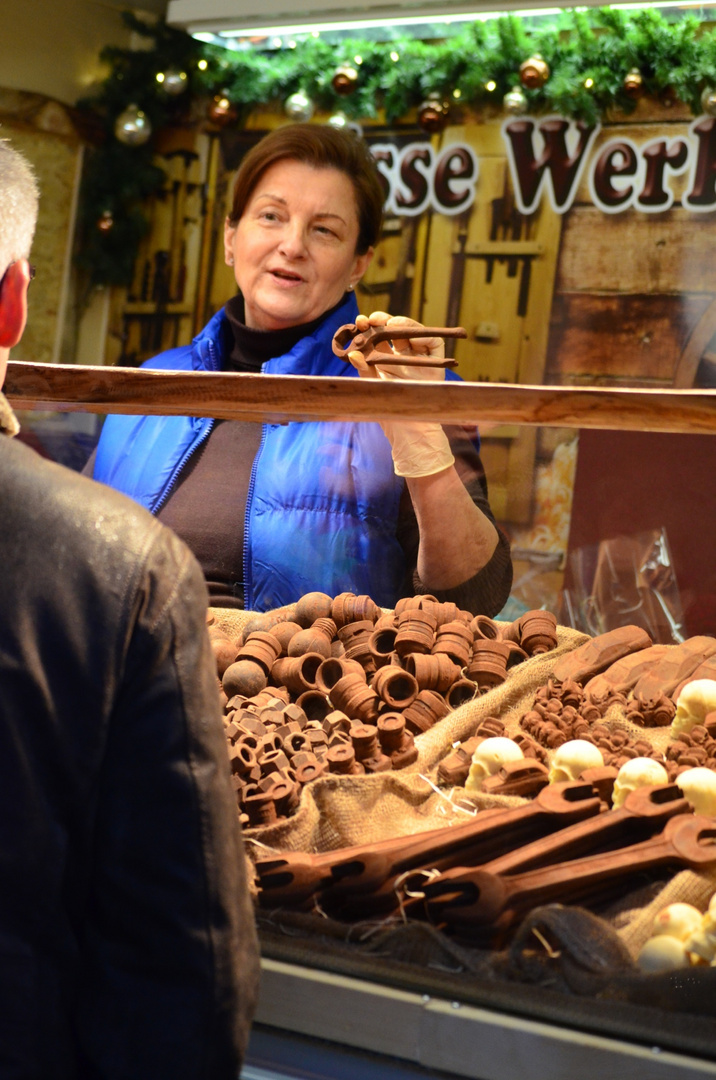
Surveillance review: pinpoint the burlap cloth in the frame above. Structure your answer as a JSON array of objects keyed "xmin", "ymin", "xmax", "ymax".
[{"xmin": 214, "ymin": 606, "xmax": 716, "ymax": 1011}]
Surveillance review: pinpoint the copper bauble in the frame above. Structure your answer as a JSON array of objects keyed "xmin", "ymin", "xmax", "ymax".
[
  {"xmin": 503, "ymin": 85, "xmax": 527, "ymax": 115},
  {"xmin": 623, "ymin": 68, "xmax": 645, "ymax": 99},
  {"xmin": 97, "ymin": 210, "xmax": 114, "ymax": 232},
  {"xmin": 418, "ymin": 95, "xmax": 449, "ymax": 134},
  {"xmin": 114, "ymin": 105, "xmax": 152, "ymax": 146},
  {"xmin": 332, "ymin": 64, "xmax": 358, "ymax": 96},
  {"xmin": 519, "ymin": 55, "xmax": 550, "ymax": 90},
  {"xmin": 207, "ymin": 94, "xmax": 237, "ymax": 126}
]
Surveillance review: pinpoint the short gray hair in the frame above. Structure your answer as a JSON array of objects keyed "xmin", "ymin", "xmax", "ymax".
[{"xmin": 0, "ymin": 140, "xmax": 39, "ymax": 277}]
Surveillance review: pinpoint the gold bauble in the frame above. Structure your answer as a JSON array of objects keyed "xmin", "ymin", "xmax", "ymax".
[
  {"xmin": 701, "ymin": 86, "xmax": 716, "ymax": 117},
  {"xmin": 623, "ymin": 68, "xmax": 645, "ymax": 99},
  {"xmin": 503, "ymin": 85, "xmax": 527, "ymax": 115},
  {"xmin": 519, "ymin": 55, "xmax": 550, "ymax": 90}
]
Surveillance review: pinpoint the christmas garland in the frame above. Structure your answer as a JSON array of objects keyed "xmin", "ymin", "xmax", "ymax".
[{"xmin": 76, "ymin": 7, "xmax": 716, "ymax": 288}]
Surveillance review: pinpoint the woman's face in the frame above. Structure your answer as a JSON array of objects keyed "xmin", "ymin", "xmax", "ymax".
[{"xmin": 224, "ymin": 159, "xmax": 373, "ymax": 331}]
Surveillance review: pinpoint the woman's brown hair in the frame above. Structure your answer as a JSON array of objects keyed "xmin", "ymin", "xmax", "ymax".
[{"xmin": 227, "ymin": 123, "xmax": 384, "ymax": 254}]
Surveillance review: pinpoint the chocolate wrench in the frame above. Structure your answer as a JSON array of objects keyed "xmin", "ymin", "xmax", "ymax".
[
  {"xmin": 256, "ymin": 781, "xmax": 601, "ymax": 909},
  {"xmin": 331, "ymin": 322, "xmax": 466, "ymax": 369},
  {"xmin": 424, "ymin": 813, "xmax": 716, "ymax": 935}
]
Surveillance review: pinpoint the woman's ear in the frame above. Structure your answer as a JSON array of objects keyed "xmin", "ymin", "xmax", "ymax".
[
  {"xmin": 350, "ymin": 246, "xmax": 374, "ymax": 290},
  {"xmin": 223, "ymin": 218, "xmax": 237, "ymax": 266},
  {"xmin": 0, "ymin": 261, "xmax": 30, "ymax": 348}
]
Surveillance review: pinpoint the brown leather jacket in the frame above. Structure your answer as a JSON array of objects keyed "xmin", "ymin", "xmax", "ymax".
[{"xmin": 0, "ymin": 395, "xmax": 259, "ymax": 1078}]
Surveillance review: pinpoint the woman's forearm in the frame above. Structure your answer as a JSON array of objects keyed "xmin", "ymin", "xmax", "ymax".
[{"xmin": 407, "ymin": 464, "xmax": 500, "ymax": 590}]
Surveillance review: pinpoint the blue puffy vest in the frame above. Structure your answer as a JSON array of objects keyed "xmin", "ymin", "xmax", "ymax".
[{"xmin": 92, "ymin": 294, "xmax": 410, "ymax": 611}]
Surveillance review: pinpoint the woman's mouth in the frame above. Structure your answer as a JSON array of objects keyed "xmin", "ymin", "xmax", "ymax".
[{"xmin": 270, "ymin": 268, "xmax": 303, "ymax": 283}]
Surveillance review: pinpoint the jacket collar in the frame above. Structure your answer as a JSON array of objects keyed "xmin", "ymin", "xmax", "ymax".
[{"xmin": 0, "ymin": 392, "xmax": 19, "ymax": 437}]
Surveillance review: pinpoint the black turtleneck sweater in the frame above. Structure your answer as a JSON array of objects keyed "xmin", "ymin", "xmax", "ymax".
[{"xmin": 120, "ymin": 295, "xmax": 512, "ymax": 613}]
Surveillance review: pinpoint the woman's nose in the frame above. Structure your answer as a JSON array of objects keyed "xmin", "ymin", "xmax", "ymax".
[{"xmin": 277, "ymin": 222, "xmax": 307, "ymax": 258}]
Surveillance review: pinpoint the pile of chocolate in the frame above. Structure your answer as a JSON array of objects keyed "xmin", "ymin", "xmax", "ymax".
[{"xmin": 208, "ymin": 592, "xmax": 559, "ymax": 826}]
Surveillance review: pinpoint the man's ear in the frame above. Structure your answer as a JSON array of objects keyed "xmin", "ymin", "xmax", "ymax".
[{"xmin": 0, "ymin": 261, "xmax": 30, "ymax": 348}]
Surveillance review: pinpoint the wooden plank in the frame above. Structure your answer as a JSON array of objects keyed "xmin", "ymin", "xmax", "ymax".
[
  {"xmin": 556, "ymin": 207, "xmax": 716, "ymax": 295},
  {"xmin": 6, "ymin": 360, "xmax": 716, "ymax": 435},
  {"xmin": 546, "ymin": 293, "xmax": 713, "ymax": 384},
  {"xmin": 256, "ymin": 957, "xmax": 716, "ymax": 1080}
]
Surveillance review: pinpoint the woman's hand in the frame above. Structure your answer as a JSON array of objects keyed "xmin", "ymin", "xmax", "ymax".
[
  {"xmin": 347, "ymin": 310, "xmax": 454, "ymax": 479},
  {"xmin": 347, "ymin": 311, "xmax": 446, "ymax": 384},
  {"xmin": 348, "ymin": 310, "xmax": 500, "ymax": 592}
]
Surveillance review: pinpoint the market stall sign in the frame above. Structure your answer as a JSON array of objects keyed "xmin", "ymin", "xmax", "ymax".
[{"xmin": 371, "ymin": 116, "xmax": 716, "ymax": 219}]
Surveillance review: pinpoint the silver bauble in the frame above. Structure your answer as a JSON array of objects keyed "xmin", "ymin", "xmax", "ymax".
[
  {"xmin": 702, "ymin": 86, "xmax": 716, "ymax": 117},
  {"xmin": 503, "ymin": 85, "xmax": 527, "ymax": 115},
  {"xmin": 284, "ymin": 91, "xmax": 315, "ymax": 122},
  {"xmin": 114, "ymin": 105, "xmax": 152, "ymax": 146},
  {"xmin": 162, "ymin": 69, "xmax": 188, "ymax": 96}
]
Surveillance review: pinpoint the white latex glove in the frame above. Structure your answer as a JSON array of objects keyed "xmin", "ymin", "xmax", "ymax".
[{"xmin": 348, "ymin": 312, "xmax": 455, "ymax": 478}]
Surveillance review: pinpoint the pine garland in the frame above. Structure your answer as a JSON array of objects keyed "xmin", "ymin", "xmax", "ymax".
[{"xmin": 76, "ymin": 7, "xmax": 716, "ymax": 288}]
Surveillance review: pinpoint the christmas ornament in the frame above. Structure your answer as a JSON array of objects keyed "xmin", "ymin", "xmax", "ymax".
[
  {"xmin": 701, "ymin": 86, "xmax": 716, "ymax": 116},
  {"xmin": 207, "ymin": 94, "xmax": 237, "ymax": 126},
  {"xmin": 623, "ymin": 68, "xmax": 645, "ymax": 99},
  {"xmin": 503, "ymin": 86, "xmax": 527, "ymax": 115},
  {"xmin": 519, "ymin": 55, "xmax": 549, "ymax": 90},
  {"xmin": 332, "ymin": 64, "xmax": 359, "ymax": 96},
  {"xmin": 327, "ymin": 112, "xmax": 363, "ymax": 136},
  {"xmin": 97, "ymin": 210, "xmax": 114, "ymax": 232},
  {"xmin": 114, "ymin": 105, "xmax": 152, "ymax": 146},
  {"xmin": 284, "ymin": 91, "xmax": 314, "ymax": 122},
  {"xmin": 160, "ymin": 69, "xmax": 188, "ymax": 96},
  {"xmin": 418, "ymin": 94, "xmax": 449, "ymax": 134}
]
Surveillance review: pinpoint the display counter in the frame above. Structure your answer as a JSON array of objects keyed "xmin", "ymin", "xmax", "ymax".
[{"xmin": 7, "ymin": 360, "xmax": 716, "ymax": 1080}]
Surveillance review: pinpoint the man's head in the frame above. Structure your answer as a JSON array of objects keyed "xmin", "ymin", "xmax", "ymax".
[{"xmin": 0, "ymin": 141, "xmax": 39, "ymax": 382}]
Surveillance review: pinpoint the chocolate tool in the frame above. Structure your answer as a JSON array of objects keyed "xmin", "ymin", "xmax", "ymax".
[
  {"xmin": 255, "ymin": 781, "xmax": 601, "ymax": 909},
  {"xmin": 331, "ymin": 322, "xmax": 466, "ymax": 369},
  {"xmin": 423, "ymin": 812, "xmax": 716, "ymax": 936}
]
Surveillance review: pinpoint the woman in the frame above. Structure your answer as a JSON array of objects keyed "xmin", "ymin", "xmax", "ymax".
[{"xmin": 89, "ymin": 123, "xmax": 512, "ymax": 614}]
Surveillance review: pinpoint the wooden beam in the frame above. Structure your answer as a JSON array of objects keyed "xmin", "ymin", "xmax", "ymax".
[{"xmin": 6, "ymin": 360, "xmax": 716, "ymax": 434}]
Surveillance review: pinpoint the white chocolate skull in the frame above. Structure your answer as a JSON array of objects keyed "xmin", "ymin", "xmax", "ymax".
[
  {"xmin": 638, "ymin": 935, "xmax": 690, "ymax": 973},
  {"xmin": 652, "ymin": 903, "xmax": 703, "ymax": 941},
  {"xmin": 685, "ymin": 893, "xmax": 716, "ymax": 963},
  {"xmin": 676, "ymin": 767, "xmax": 716, "ymax": 817},
  {"xmin": 548, "ymin": 739, "xmax": 604, "ymax": 784},
  {"xmin": 465, "ymin": 737, "xmax": 523, "ymax": 793},
  {"xmin": 612, "ymin": 757, "xmax": 668, "ymax": 808},
  {"xmin": 672, "ymin": 679, "xmax": 716, "ymax": 737}
]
